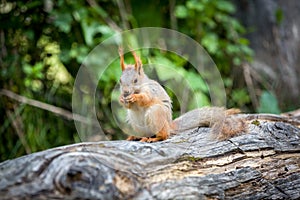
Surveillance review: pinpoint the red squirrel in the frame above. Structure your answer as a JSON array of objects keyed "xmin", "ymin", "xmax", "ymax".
[{"xmin": 118, "ymin": 48, "xmax": 246, "ymax": 142}]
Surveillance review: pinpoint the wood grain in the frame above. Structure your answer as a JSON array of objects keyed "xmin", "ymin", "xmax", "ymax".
[{"xmin": 0, "ymin": 116, "xmax": 299, "ymax": 199}]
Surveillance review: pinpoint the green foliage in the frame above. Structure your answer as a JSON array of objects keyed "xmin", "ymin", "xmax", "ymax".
[
  {"xmin": 148, "ymin": 51, "xmax": 210, "ymax": 110},
  {"xmin": 0, "ymin": 0, "xmax": 262, "ymax": 162},
  {"xmin": 231, "ymin": 88, "xmax": 251, "ymax": 107},
  {"xmin": 275, "ymin": 8, "xmax": 284, "ymax": 25},
  {"xmin": 258, "ymin": 91, "xmax": 281, "ymax": 114},
  {"xmin": 172, "ymin": 0, "xmax": 256, "ymax": 112},
  {"xmin": 175, "ymin": 0, "xmax": 254, "ymax": 73}
]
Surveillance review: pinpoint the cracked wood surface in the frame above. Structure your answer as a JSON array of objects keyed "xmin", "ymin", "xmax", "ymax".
[{"xmin": 0, "ymin": 116, "xmax": 300, "ymax": 199}]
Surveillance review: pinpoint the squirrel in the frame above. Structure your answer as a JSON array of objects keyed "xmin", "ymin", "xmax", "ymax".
[{"xmin": 118, "ymin": 48, "xmax": 246, "ymax": 142}]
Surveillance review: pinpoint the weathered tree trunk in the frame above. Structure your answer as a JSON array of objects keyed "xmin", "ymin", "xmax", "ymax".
[
  {"xmin": 0, "ymin": 114, "xmax": 300, "ymax": 199},
  {"xmin": 234, "ymin": 0, "xmax": 300, "ymax": 109}
]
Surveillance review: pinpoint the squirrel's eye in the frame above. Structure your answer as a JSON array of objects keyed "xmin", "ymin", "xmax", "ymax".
[{"xmin": 133, "ymin": 79, "xmax": 138, "ymax": 83}]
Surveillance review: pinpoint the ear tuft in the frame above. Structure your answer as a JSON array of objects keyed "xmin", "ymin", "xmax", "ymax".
[
  {"xmin": 131, "ymin": 50, "xmax": 143, "ymax": 73},
  {"xmin": 119, "ymin": 47, "xmax": 125, "ymax": 71}
]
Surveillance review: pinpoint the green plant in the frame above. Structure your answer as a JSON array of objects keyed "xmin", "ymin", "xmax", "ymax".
[
  {"xmin": 258, "ymin": 91, "xmax": 281, "ymax": 114},
  {"xmin": 0, "ymin": 0, "xmax": 255, "ymax": 161},
  {"xmin": 175, "ymin": 0, "xmax": 253, "ymax": 73}
]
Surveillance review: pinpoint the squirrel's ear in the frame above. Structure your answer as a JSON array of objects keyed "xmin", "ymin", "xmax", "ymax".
[
  {"xmin": 119, "ymin": 47, "xmax": 126, "ymax": 71},
  {"xmin": 131, "ymin": 50, "xmax": 143, "ymax": 74}
]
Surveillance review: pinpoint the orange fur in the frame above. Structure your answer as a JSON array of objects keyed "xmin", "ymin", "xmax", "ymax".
[
  {"xmin": 216, "ymin": 117, "xmax": 246, "ymax": 140},
  {"xmin": 226, "ymin": 108, "xmax": 241, "ymax": 115},
  {"xmin": 119, "ymin": 47, "xmax": 125, "ymax": 71}
]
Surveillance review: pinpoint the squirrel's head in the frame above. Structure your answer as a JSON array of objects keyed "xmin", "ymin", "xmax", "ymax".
[{"xmin": 118, "ymin": 47, "xmax": 145, "ymax": 98}]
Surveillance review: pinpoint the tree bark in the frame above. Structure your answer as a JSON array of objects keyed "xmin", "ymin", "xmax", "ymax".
[
  {"xmin": 234, "ymin": 0, "xmax": 300, "ymax": 109},
  {"xmin": 0, "ymin": 114, "xmax": 300, "ymax": 199}
]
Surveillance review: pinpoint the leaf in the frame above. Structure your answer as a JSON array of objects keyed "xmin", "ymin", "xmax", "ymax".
[
  {"xmin": 201, "ymin": 34, "xmax": 219, "ymax": 54},
  {"xmin": 52, "ymin": 11, "xmax": 73, "ymax": 33},
  {"xmin": 193, "ymin": 91, "xmax": 210, "ymax": 108},
  {"xmin": 175, "ymin": 5, "xmax": 188, "ymax": 19},
  {"xmin": 151, "ymin": 56, "xmax": 186, "ymax": 81},
  {"xmin": 215, "ymin": 0, "xmax": 235, "ymax": 13},
  {"xmin": 232, "ymin": 89, "xmax": 250, "ymax": 106},
  {"xmin": 226, "ymin": 44, "xmax": 239, "ymax": 54},
  {"xmin": 33, "ymin": 62, "xmax": 43, "ymax": 71},
  {"xmin": 186, "ymin": 0, "xmax": 205, "ymax": 11},
  {"xmin": 275, "ymin": 8, "xmax": 284, "ymax": 25},
  {"xmin": 238, "ymin": 38, "xmax": 250, "ymax": 45},
  {"xmin": 23, "ymin": 64, "xmax": 32, "ymax": 75},
  {"xmin": 233, "ymin": 57, "xmax": 241, "ymax": 66},
  {"xmin": 258, "ymin": 91, "xmax": 281, "ymax": 114},
  {"xmin": 81, "ymin": 19, "xmax": 114, "ymax": 46},
  {"xmin": 185, "ymin": 71, "xmax": 208, "ymax": 92}
]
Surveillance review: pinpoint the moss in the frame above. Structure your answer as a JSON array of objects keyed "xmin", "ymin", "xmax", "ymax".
[
  {"xmin": 251, "ymin": 120, "xmax": 260, "ymax": 126},
  {"xmin": 176, "ymin": 156, "xmax": 203, "ymax": 163}
]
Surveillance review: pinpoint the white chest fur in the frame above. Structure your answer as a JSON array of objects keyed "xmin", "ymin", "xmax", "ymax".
[{"xmin": 127, "ymin": 106, "xmax": 154, "ymax": 137}]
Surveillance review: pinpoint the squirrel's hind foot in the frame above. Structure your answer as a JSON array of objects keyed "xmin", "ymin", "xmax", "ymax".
[
  {"xmin": 126, "ymin": 135, "xmax": 163, "ymax": 142},
  {"xmin": 126, "ymin": 136, "xmax": 141, "ymax": 141}
]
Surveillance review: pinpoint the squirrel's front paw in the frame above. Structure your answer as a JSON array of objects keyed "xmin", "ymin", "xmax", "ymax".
[
  {"xmin": 119, "ymin": 96, "xmax": 131, "ymax": 108},
  {"xmin": 119, "ymin": 95, "xmax": 125, "ymax": 104},
  {"xmin": 125, "ymin": 94, "xmax": 137, "ymax": 103}
]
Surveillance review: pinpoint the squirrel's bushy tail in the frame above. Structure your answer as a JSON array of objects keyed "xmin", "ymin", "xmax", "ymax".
[
  {"xmin": 171, "ymin": 107, "xmax": 226, "ymax": 133},
  {"xmin": 171, "ymin": 107, "xmax": 246, "ymax": 140}
]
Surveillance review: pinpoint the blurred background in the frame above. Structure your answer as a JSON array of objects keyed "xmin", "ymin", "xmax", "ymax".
[{"xmin": 0, "ymin": 0, "xmax": 299, "ymax": 162}]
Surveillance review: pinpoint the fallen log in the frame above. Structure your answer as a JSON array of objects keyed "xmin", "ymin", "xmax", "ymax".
[{"xmin": 0, "ymin": 114, "xmax": 300, "ymax": 199}]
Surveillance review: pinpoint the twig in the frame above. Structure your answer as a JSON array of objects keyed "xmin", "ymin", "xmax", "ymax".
[
  {"xmin": 86, "ymin": 0, "xmax": 122, "ymax": 32},
  {"xmin": 0, "ymin": 30, "xmax": 7, "ymax": 66},
  {"xmin": 0, "ymin": 89, "xmax": 98, "ymax": 126},
  {"xmin": 242, "ymin": 113, "xmax": 300, "ymax": 127},
  {"xmin": 169, "ymin": 0, "xmax": 178, "ymax": 30},
  {"xmin": 243, "ymin": 63, "xmax": 259, "ymax": 109},
  {"xmin": 6, "ymin": 106, "xmax": 31, "ymax": 154},
  {"xmin": 282, "ymin": 108, "xmax": 300, "ymax": 120},
  {"xmin": 247, "ymin": 62, "xmax": 273, "ymax": 93},
  {"xmin": 116, "ymin": 0, "xmax": 129, "ymax": 30}
]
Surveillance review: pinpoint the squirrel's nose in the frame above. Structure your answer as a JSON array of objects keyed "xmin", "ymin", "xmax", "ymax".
[{"xmin": 123, "ymin": 91, "xmax": 130, "ymax": 97}]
